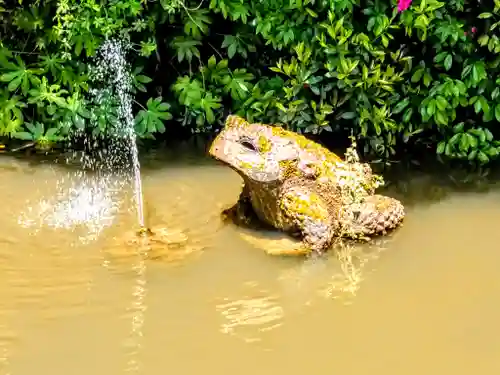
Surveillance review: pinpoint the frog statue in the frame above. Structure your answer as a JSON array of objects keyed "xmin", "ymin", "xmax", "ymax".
[{"xmin": 209, "ymin": 115, "xmax": 405, "ymax": 256}]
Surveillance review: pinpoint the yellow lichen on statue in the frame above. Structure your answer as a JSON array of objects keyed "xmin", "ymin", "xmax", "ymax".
[{"xmin": 280, "ymin": 190, "xmax": 330, "ymax": 222}]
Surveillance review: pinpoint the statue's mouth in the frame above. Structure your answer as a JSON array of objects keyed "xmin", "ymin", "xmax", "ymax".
[
  {"xmin": 209, "ymin": 138, "xmax": 231, "ymax": 163},
  {"xmin": 209, "ymin": 136, "xmax": 279, "ymax": 184},
  {"xmin": 209, "ymin": 138, "xmax": 245, "ymax": 173},
  {"xmin": 209, "ymin": 139, "xmax": 261, "ymax": 184}
]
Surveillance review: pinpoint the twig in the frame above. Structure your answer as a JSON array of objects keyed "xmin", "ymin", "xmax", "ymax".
[
  {"xmin": 10, "ymin": 142, "xmax": 36, "ymax": 152},
  {"xmin": 133, "ymin": 99, "xmax": 147, "ymax": 111}
]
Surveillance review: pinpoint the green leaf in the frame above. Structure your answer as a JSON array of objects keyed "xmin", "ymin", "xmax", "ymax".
[
  {"xmin": 45, "ymin": 128, "xmax": 59, "ymax": 138},
  {"xmin": 444, "ymin": 54, "xmax": 452, "ymax": 71},
  {"xmin": 468, "ymin": 150, "xmax": 477, "ymax": 161},
  {"xmin": 478, "ymin": 35, "xmax": 490, "ymax": 46},
  {"xmin": 134, "ymin": 97, "xmax": 173, "ymax": 136},
  {"xmin": 411, "ymin": 68, "xmax": 424, "ymax": 83},
  {"xmin": 495, "ymin": 104, "xmax": 500, "ymax": 121},
  {"xmin": 200, "ymin": 92, "xmax": 221, "ymax": 123},
  {"xmin": 207, "ymin": 55, "xmax": 217, "ymax": 70},
  {"xmin": 222, "ymin": 35, "xmax": 243, "ymax": 59},
  {"xmin": 453, "ymin": 122, "xmax": 464, "ymax": 133},
  {"xmin": 449, "ymin": 133, "xmax": 461, "ymax": 146},
  {"xmin": 15, "ymin": 131, "xmax": 35, "ymax": 140},
  {"xmin": 478, "ymin": 12, "xmax": 493, "ymax": 18},
  {"xmin": 478, "ymin": 151, "xmax": 489, "ymax": 164},
  {"xmin": 484, "ymin": 128, "xmax": 494, "ymax": 142},
  {"xmin": 436, "ymin": 96, "xmax": 448, "ymax": 111},
  {"xmin": 435, "ymin": 111, "xmax": 448, "ymax": 125},
  {"xmin": 136, "ymin": 75, "xmax": 152, "ymax": 84},
  {"xmin": 479, "ymin": 96, "xmax": 490, "ymax": 114},
  {"xmin": 393, "ymin": 98, "xmax": 410, "ymax": 114},
  {"xmin": 340, "ymin": 112, "xmax": 356, "ymax": 119},
  {"xmin": 469, "ymin": 128, "xmax": 487, "ymax": 144},
  {"xmin": 0, "ymin": 71, "xmax": 20, "ymax": 82},
  {"xmin": 222, "ymin": 68, "xmax": 254, "ymax": 101},
  {"xmin": 486, "ymin": 147, "xmax": 499, "ymax": 157},
  {"xmin": 467, "ymin": 133, "xmax": 478, "ymax": 148},
  {"xmin": 434, "ymin": 52, "xmax": 447, "ymax": 63},
  {"xmin": 459, "ymin": 133, "xmax": 469, "ymax": 152},
  {"xmin": 8, "ymin": 76, "xmax": 22, "ymax": 91},
  {"xmin": 474, "ymin": 99, "xmax": 482, "ymax": 114},
  {"xmin": 437, "ymin": 141, "xmax": 446, "ymax": 154},
  {"xmin": 403, "ymin": 108, "xmax": 413, "ymax": 122},
  {"xmin": 183, "ymin": 9, "xmax": 212, "ymax": 38},
  {"xmin": 228, "ymin": 43, "xmax": 237, "ymax": 59},
  {"xmin": 423, "ymin": 72, "xmax": 432, "ymax": 87},
  {"xmin": 492, "ymin": 87, "xmax": 500, "ymax": 100},
  {"xmin": 426, "ymin": 99, "xmax": 436, "ymax": 116},
  {"xmin": 171, "ymin": 37, "xmax": 201, "ymax": 63},
  {"xmin": 283, "ymin": 29, "xmax": 294, "ymax": 45},
  {"xmin": 305, "ymin": 8, "xmax": 318, "ymax": 17}
]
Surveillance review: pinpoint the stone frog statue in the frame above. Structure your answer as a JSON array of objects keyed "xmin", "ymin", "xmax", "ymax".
[{"xmin": 209, "ymin": 115, "xmax": 405, "ymax": 256}]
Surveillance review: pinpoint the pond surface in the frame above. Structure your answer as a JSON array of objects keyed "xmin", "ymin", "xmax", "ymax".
[{"xmin": 1, "ymin": 150, "xmax": 500, "ymax": 375}]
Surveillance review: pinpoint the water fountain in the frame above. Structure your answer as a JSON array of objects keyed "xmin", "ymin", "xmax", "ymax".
[
  {"xmin": 19, "ymin": 38, "xmax": 149, "ymax": 242},
  {"xmin": 85, "ymin": 39, "xmax": 192, "ymax": 253},
  {"xmin": 86, "ymin": 39, "xmax": 148, "ymax": 374},
  {"xmin": 86, "ymin": 38, "xmax": 146, "ymax": 229}
]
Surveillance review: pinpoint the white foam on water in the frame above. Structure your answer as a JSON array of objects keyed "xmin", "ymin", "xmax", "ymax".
[{"xmin": 18, "ymin": 171, "xmax": 126, "ymax": 243}]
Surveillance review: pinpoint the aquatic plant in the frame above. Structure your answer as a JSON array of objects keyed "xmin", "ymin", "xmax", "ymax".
[{"xmin": 0, "ymin": 0, "xmax": 500, "ymax": 167}]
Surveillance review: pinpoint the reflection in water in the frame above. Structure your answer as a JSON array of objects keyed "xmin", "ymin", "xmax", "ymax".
[
  {"xmin": 322, "ymin": 237, "xmax": 394, "ymax": 303},
  {"xmin": 0, "ymin": 311, "xmax": 13, "ymax": 375},
  {"xmin": 326, "ymin": 244, "xmax": 364, "ymax": 299},
  {"xmin": 216, "ymin": 283, "xmax": 284, "ymax": 343},
  {"xmin": 122, "ymin": 255, "xmax": 147, "ymax": 374}
]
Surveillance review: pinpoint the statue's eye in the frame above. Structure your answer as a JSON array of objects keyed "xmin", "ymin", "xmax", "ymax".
[
  {"xmin": 240, "ymin": 140, "xmax": 258, "ymax": 152},
  {"xmin": 352, "ymin": 211, "xmax": 360, "ymax": 220}
]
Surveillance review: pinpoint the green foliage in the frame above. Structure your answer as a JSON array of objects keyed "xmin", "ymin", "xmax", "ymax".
[
  {"xmin": 1, "ymin": 0, "xmax": 500, "ymax": 166},
  {"xmin": 13, "ymin": 121, "xmax": 63, "ymax": 151},
  {"xmin": 135, "ymin": 97, "xmax": 172, "ymax": 137}
]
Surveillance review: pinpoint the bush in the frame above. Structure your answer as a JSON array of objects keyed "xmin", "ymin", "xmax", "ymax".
[{"xmin": 1, "ymin": 0, "xmax": 500, "ymax": 165}]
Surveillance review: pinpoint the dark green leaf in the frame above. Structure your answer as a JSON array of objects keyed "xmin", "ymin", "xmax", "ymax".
[
  {"xmin": 478, "ymin": 151, "xmax": 489, "ymax": 164},
  {"xmin": 437, "ymin": 141, "xmax": 446, "ymax": 154},
  {"xmin": 459, "ymin": 133, "xmax": 469, "ymax": 152},
  {"xmin": 468, "ymin": 149, "xmax": 477, "ymax": 161},
  {"xmin": 403, "ymin": 108, "xmax": 413, "ymax": 122},
  {"xmin": 411, "ymin": 68, "xmax": 424, "ymax": 83},
  {"xmin": 393, "ymin": 98, "xmax": 410, "ymax": 114},
  {"xmin": 340, "ymin": 112, "xmax": 356, "ymax": 119},
  {"xmin": 444, "ymin": 54, "xmax": 452, "ymax": 71},
  {"xmin": 495, "ymin": 104, "xmax": 500, "ymax": 121}
]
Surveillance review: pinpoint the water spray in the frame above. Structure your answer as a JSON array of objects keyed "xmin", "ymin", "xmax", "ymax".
[{"xmin": 89, "ymin": 38, "xmax": 146, "ymax": 231}]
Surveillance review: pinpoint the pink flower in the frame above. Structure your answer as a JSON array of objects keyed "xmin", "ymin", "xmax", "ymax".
[
  {"xmin": 398, "ymin": 0, "xmax": 412, "ymax": 12},
  {"xmin": 471, "ymin": 27, "xmax": 477, "ymax": 33}
]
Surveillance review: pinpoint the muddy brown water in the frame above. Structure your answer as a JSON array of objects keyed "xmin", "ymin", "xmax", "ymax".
[{"xmin": 1, "ymin": 150, "xmax": 500, "ymax": 375}]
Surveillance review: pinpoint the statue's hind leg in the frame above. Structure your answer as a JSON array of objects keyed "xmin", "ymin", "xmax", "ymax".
[{"xmin": 338, "ymin": 194, "xmax": 405, "ymax": 240}]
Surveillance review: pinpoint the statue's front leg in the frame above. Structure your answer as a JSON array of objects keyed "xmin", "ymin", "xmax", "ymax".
[{"xmin": 221, "ymin": 184, "xmax": 261, "ymax": 228}]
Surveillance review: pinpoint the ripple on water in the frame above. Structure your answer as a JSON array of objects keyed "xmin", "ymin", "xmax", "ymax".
[
  {"xmin": 216, "ymin": 282, "xmax": 284, "ymax": 343},
  {"xmin": 234, "ymin": 222, "xmax": 400, "ymax": 306},
  {"xmin": 101, "ymin": 226, "xmax": 206, "ymax": 273},
  {"xmin": 98, "ymin": 169, "xmax": 226, "ymax": 272}
]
